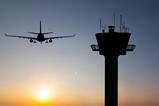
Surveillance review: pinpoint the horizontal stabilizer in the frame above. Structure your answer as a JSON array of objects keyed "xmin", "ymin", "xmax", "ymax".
[
  {"xmin": 28, "ymin": 32, "xmax": 39, "ymax": 34},
  {"xmin": 42, "ymin": 32, "xmax": 53, "ymax": 34}
]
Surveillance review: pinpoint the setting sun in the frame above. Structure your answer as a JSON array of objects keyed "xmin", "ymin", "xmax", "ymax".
[
  {"xmin": 35, "ymin": 87, "xmax": 52, "ymax": 102},
  {"xmin": 37, "ymin": 88, "xmax": 49, "ymax": 100}
]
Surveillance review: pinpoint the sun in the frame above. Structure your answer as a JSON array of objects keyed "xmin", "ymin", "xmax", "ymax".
[
  {"xmin": 35, "ymin": 87, "xmax": 50, "ymax": 102},
  {"xmin": 38, "ymin": 88, "xmax": 49, "ymax": 100}
]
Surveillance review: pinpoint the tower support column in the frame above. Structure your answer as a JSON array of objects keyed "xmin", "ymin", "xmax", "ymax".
[{"xmin": 105, "ymin": 55, "xmax": 118, "ymax": 106}]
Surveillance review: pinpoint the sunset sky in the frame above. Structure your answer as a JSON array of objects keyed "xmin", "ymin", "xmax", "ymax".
[{"xmin": 0, "ymin": 0, "xmax": 159, "ymax": 106}]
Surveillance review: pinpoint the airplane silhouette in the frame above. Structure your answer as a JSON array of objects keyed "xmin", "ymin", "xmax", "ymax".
[{"xmin": 4, "ymin": 21, "xmax": 75, "ymax": 43}]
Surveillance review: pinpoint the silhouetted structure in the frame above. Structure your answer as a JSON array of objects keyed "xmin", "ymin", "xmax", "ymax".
[{"xmin": 91, "ymin": 26, "xmax": 135, "ymax": 106}]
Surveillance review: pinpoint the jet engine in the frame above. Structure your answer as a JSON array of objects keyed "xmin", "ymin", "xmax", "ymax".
[
  {"xmin": 30, "ymin": 39, "xmax": 33, "ymax": 43},
  {"xmin": 49, "ymin": 39, "xmax": 52, "ymax": 43}
]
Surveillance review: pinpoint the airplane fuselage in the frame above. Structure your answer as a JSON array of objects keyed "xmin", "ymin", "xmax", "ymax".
[{"xmin": 37, "ymin": 33, "xmax": 45, "ymax": 42}]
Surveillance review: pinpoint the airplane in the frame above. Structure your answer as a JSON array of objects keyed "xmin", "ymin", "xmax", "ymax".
[{"xmin": 4, "ymin": 21, "xmax": 75, "ymax": 44}]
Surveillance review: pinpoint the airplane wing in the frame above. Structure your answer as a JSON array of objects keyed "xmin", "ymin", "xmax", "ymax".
[
  {"xmin": 45, "ymin": 34, "xmax": 76, "ymax": 40},
  {"xmin": 4, "ymin": 33, "xmax": 37, "ymax": 40}
]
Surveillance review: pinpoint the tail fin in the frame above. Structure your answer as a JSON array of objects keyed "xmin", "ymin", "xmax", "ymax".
[{"xmin": 40, "ymin": 21, "xmax": 42, "ymax": 33}]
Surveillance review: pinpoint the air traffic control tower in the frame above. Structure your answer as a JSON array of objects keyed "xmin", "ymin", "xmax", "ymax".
[{"xmin": 91, "ymin": 26, "xmax": 135, "ymax": 106}]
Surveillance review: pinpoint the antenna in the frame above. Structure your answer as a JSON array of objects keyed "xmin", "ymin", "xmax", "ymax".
[
  {"xmin": 127, "ymin": 27, "xmax": 130, "ymax": 32},
  {"xmin": 122, "ymin": 21, "xmax": 128, "ymax": 32},
  {"xmin": 120, "ymin": 14, "xmax": 122, "ymax": 32},
  {"xmin": 113, "ymin": 13, "xmax": 116, "ymax": 27},
  {"xmin": 100, "ymin": 18, "xmax": 102, "ymax": 32},
  {"xmin": 122, "ymin": 21, "xmax": 125, "ymax": 32}
]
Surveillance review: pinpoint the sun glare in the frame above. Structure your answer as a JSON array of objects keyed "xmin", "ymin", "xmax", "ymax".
[
  {"xmin": 35, "ymin": 87, "xmax": 50, "ymax": 102},
  {"xmin": 38, "ymin": 88, "xmax": 49, "ymax": 100}
]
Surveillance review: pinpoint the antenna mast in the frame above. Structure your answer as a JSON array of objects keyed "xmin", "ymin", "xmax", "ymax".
[
  {"xmin": 100, "ymin": 18, "xmax": 102, "ymax": 32},
  {"xmin": 113, "ymin": 13, "xmax": 116, "ymax": 27},
  {"xmin": 120, "ymin": 14, "xmax": 122, "ymax": 32}
]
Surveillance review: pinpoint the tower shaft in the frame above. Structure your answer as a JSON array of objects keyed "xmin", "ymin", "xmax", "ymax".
[{"xmin": 105, "ymin": 55, "xmax": 118, "ymax": 106}]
